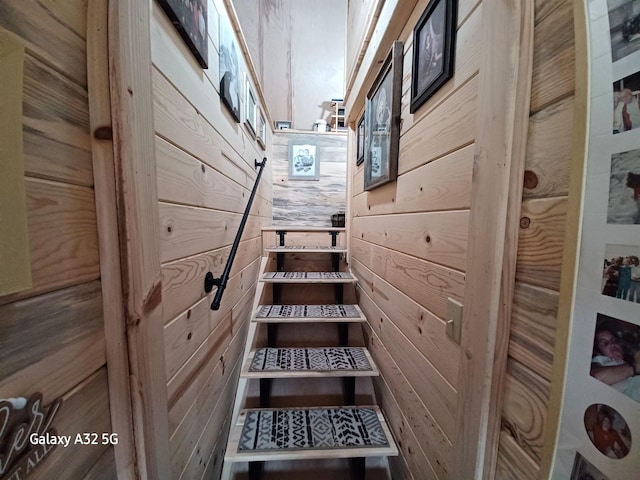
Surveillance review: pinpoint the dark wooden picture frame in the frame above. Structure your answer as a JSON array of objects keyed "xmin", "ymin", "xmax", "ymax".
[
  {"xmin": 364, "ymin": 41, "xmax": 403, "ymax": 191},
  {"xmin": 410, "ymin": 0, "xmax": 456, "ymax": 113},
  {"xmin": 245, "ymin": 76, "xmax": 257, "ymax": 137},
  {"xmin": 356, "ymin": 113, "xmax": 365, "ymax": 166},
  {"xmin": 157, "ymin": 0, "xmax": 208, "ymax": 68},
  {"xmin": 219, "ymin": 15, "xmax": 241, "ymax": 122}
]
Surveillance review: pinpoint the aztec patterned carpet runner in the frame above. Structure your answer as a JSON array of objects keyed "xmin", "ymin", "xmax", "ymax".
[
  {"xmin": 249, "ymin": 347, "xmax": 371, "ymax": 372},
  {"xmin": 256, "ymin": 304, "xmax": 361, "ymax": 319},
  {"xmin": 263, "ymin": 272, "xmax": 352, "ymax": 280},
  {"xmin": 238, "ymin": 407, "xmax": 389, "ymax": 452}
]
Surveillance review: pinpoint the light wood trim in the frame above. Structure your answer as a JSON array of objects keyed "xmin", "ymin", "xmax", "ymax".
[
  {"xmin": 87, "ymin": 2, "xmax": 135, "ymax": 478},
  {"xmin": 539, "ymin": 0, "xmax": 587, "ymax": 476},
  {"xmin": 108, "ymin": 1, "xmax": 171, "ymax": 478},
  {"xmin": 452, "ymin": 1, "xmax": 534, "ymax": 478},
  {"xmin": 0, "ymin": 32, "xmax": 31, "ymax": 296}
]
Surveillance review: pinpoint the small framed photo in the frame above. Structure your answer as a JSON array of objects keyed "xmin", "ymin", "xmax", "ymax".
[
  {"xmin": 607, "ymin": 147, "xmax": 640, "ymax": 224},
  {"xmin": 364, "ymin": 41, "xmax": 403, "ymax": 191},
  {"xmin": 410, "ymin": 0, "xmax": 457, "ymax": 113},
  {"xmin": 257, "ymin": 109, "xmax": 267, "ymax": 150},
  {"xmin": 245, "ymin": 77, "xmax": 257, "ymax": 137},
  {"xmin": 356, "ymin": 113, "xmax": 365, "ymax": 166},
  {"xmin": 219, "ymin": 15, "xmax": 240, "ymax": 122},
  {"xmin": 275, "ymin": 120, "xmax": 292, "ymax": 130},
  {"xmin": 613, "ymin": 70, "xmax": 640, "ymax": 134},
  {"xmin": 157, "ymin": 0, "xmax": 208, "ymax": 68},
  {"xmin": 289, "ymin": 144, "xmax": 319, "ymax": 180}
]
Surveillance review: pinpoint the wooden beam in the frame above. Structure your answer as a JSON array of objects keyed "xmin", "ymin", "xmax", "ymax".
[
  {"xmin": 452, "ymin": 1, "xmax": 534, "ymax": 479},
  {"xmin": 108, "ymin": 0, "xmax": 171, "ymax": 478},
  {"xmin": 87, "ymin": 1, "xmax": 136, "ymax": 478}
]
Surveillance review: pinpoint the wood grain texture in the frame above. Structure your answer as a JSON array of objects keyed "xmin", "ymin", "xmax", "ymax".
[
  {"xmin": 524, "ymin": 96, "xmax": 573, "ymax": 199},
  {"xmin": 162, "ymin": 236, "xmax": 261, "ymax": 322},
  {"xmin": 351, "ymin": 236, "xmax": 464, "ymax": 323},
  {"xmin": 501, "ymin": 360, "xmax": 550, "ymax": 464},
  {"xmin": 352, "ymin": 144, "xmax": 474, "ymax": 217},
  {"xmin": 82, "ymin": 447, "xmax": 117, "ymax": 480},
  {"xmin": 358, "ymin": 284, "xmax": 457, "ymax": 439},
  {"xmin": 0, "ymin": 281, "xmax": 103, "ymax": 380},
  {"xmin": 399, "ymin": 76, "xmax": 477, "ymax": 175},
  {"xmin": 0, "ymin": 0, "xmax": 87, "ymax": 86},
  {"xmin": 272, "ymin": 132, "xmax": 347, "ymax": 226},
  {"xmin": 509, "ymin": 283, "xmax": 558, "ymax": 383},
  {"xmin": 361, "ymin": 320, "xmax": 452, "ymax": 479},
  {"xmin": 494, "ymin": 431, "xmax": 539, "ymax": 480},
  {"xmin": 400, "ymin": 2, "xmax": 482, "ymax": 130},
  {"xmin": 29, "ymin": 369, "xmax": 111, "ymax": 480},
  {"xmin": 530, "ymin": 0, "xmax": 574, "ymax": 113},
  {"xmin": 515, "ymin": 196, "xmax": 568, "ymax": 291},
  {"xmin": 352, "ymin": 211, "xmax": 469, "ymax": 272}
]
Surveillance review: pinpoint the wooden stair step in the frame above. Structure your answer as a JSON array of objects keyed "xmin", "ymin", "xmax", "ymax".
[
  {"xmin": 225, "ymin": 406, "xmax": 398, "ymax": 463},
  {"xmin": 241, "ymin": 347, "xmax": 379, "ymax": 378},
  {"xmin": 261, "ymin": 271, "xmax": 357, "ymax": 283},
  {"xmin": 253, "ymin": 304, "xmax": 367, "ymax": 323},
  {"xmin": 265, "ymin": 245, "xmax": 347, "ymax": 253},
  {"xmin": 262, "ymin": 226, "xmax": 345, "ymax": 233}
]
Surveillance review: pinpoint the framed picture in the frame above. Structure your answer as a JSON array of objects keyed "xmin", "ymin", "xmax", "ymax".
[
  {"xmin": 410, "ymin": 0, "xmax": 456, "ymax": 113},
  {"xmin": 364, "ymin": 41, "xmax": 403, "ymax": 191},
  {"xmin": 245, "ymin": 77, "xmax": 257, "ymax": 137},
  {"xmin": 157, "ymin": 0, "xmax": 208, "ymax": 68},
  {"xmin": 219, "ymin": 16, "xmax": 241, "ymax": 122},
  {"xmin": 356, "ymin": 113, "xmax": 365, "ymax": 166},
  {"xmin": 275, "ymin": 120, "xmax": 292, "ymax": 130},
  {"xmin": 257, "ymin": 109, "xmax": 267, "ymax": 150},
  {"xmin": 289, "ymin": 144, "xmax": 319, "ymax": 180}
]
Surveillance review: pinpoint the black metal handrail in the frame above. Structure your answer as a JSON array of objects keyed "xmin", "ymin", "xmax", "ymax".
[{"xmin": 204, "ymin": 157, "xmax": 267, "ymax": 310}]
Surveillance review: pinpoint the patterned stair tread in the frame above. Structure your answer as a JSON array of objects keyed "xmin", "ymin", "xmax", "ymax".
[
  {"xmin": 225, "ymin": 406, "xmax": 398, "ymax": 462},
  {"xmin": 261, "ymin": 271, "xmax": 357, "ymax": 283},
  {"xmin": 242, "ymin": 347, "xmax": 379, "ymax": 378},
  {"xmin": 265, "ymin": 245, "xmax": 347, "ymax": 253},
  {"xmin": 253, "ymin": 304, "xmax": 366, "ymax": 323},
  {"xmin": 262, "ymin": 226, "xmax": 346, "ymax": 232}
]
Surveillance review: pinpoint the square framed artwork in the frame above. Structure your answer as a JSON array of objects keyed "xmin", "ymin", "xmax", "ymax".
[
  {"xmin": 289, "ymin": 144, "xmax": 319, "ymax": 180},
  {"xmin": 219, "ymin": 16, "xmax": 241, "ymax": 122},
  {"xmin": 364, "ymin": 41, "xmax": 403, "ymax": 191},
  {"xmin": 257, "ymin": 109, "xmax": 267, "ymax": 150},
  {"xmin": 356, "ymin": 113, "xmax": 365, "ymax": 166},
  {"xmin": 157, "ymin": 0, "xmax": 208, "ymax": 68},
  {"xmin": 410, "ymin": 0, "xmax": 456, "ymax": 113},
  {"xmin": 275, "ymin": 120, "xmax": 292, "ymax": 130},
  {"xmin": 245, "ymin": 77, "xmax": 257, "ymax": 137}
]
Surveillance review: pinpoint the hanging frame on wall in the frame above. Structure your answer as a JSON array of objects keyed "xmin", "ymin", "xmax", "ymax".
[
  {"xmin": 157, "ymin": 0, "xmax": 208, "ymax": 68},
  {"xmin": 219, "ymin": 14, "xmax": 241, "ymax": 122},
  {"xmin": 410, "ymin": 0, "xmax": 456, "ymax": 113},
  {"xmin": 364, "ymin": 41, "xmax": 403, "ymax": 191}
]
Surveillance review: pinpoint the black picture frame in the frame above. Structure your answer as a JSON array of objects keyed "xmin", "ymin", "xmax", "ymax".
[
  {"xmin": 257, "ymin": 109, "xmax": 267, "ymax": 150},
  {"xmin": 245, "ymin": 76, "xmax": 257, "ymax": 137},
  {"xmin": 219, "ymin": 16, "xmax": 241, "ymax": 122},
  {"xmin": 364, "ymin": 41, "xmax": 403, "ymax": 191},
  {"xmin": 410, "ymin": 0, "xmax": 456, "ymax": 113},
  {"xmin": 158, "ymin": 0, "xmax": 208, "ymax": 69},
  {"xmin": 356, "ymin": 114, "xmax": 365, "ymax": 166}
]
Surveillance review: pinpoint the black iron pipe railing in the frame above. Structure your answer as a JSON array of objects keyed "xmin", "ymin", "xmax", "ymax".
[{"xmin": 204, "ymin": 157, "xmax": 267, "ymax": 310}]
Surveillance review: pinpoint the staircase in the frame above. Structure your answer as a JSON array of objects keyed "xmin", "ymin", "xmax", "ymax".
[{"xmin": 220, "ymin": 226, "xmax": 398, "ymax": 480}]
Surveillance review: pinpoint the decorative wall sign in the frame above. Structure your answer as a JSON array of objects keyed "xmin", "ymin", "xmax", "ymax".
[
  {"xmin": 219, "ymin": 15, "xmax": 241, "ymax": 122},
  {"xmin": 364, "ymin": 41, "xmax": 403, "ymax": 191},
  {"xmin": 410, "ymin": 0, "xmax": 456, "ymax": 113},
  {"xmin": 157, "ymin": 0, "xmax": 208, "ymax": 68},
  {"xmin": 289, "ymin": 144, "xmax": 319, "ymax": 180},
  {"xmin": 550, "ymin": 2, "xmax": 640, "ymax": 479},
  {"xmin": 0, "ymin": 394, "xmax": 63, "ymax": 479}
]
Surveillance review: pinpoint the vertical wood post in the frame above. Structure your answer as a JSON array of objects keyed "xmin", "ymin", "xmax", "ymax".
[
  {"xmin": 108, "ymin": 0, "xmax": 171, "ymax": 478},
  {"xmin": 452, "ymin": 1, "xmax": 534, "ymax": 478}
]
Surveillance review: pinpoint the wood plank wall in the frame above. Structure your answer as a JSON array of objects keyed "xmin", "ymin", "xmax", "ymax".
[
  {"xmin": 272, "ymin": 132, "xmax": 347, "ymax": 226},
  {"xmin": 495, "ymin": 1, "xmax": 575, "ymax": 478},
  {"xmin": 0, "ymin": 1, "xmax": 118, "ymax": 478},
  {"xmin": 150, "ymin": 0, "xmax": 272, "ymax": 478},
  {"xmin": 346, "ymin": 0, "xmax": 575, "ymax": 478},
  {"xmin": 347, "ymin": 0, "xmax": 479, "ymax": 478}
]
